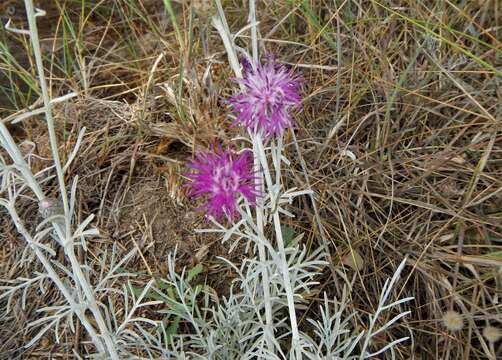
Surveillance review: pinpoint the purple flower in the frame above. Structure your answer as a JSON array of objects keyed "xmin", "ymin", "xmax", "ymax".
[
  {"xmin": 228, "ymin": 59, "xmax": 301, "ymax": 138},
  {"xmin": 184, "ymin": 146, "xmax": 256, "ymax": 220}
]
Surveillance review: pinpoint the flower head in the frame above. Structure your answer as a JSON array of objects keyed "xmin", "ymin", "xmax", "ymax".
[
  {"xmin": 228, "ymin": 58, "xmax": 301, "ymax": 138},
  {"xmin": 441, "ymin": 310, "xmax": 464, "ymax": 332},
  {"xmin": 483, "ymin": 326, "xmax": 502, "ymax": 343},
  {"xmin": 184, "ymin": 146, "xmax": 256, "ymax": 220}
]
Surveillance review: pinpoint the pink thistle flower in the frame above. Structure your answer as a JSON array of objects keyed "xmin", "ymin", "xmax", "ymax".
[
  {"xmin": 228, "ymin": 59, "xmax": 301, "ymax": 138},
  {"xmin": 184, "ymin": 146, "xmax": 256, "ymax": 220}
]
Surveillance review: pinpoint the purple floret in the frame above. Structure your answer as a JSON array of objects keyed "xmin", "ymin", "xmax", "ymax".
[
  {"xmin": 184, "ymin": 146, "xmax": 256, "ymax": 220},
  {"xmin": 229, "ymin": 59, "xmax": 301, "ymax": 138}
]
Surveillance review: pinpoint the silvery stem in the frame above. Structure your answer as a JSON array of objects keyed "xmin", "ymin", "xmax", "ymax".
[
  {"xmin": 253, "ymin": 133, "xmax": 301, "ymax": 358},
  {"xmin": 3, "ymin": 203, "xmax": 106, "ymax": 353},
  {"xmin": 23, "ymin": 1, "xmax": 118, "ymax": 357},
  {"xmin": 253, "ymin": 140, "xmax": 275, "ymax": 354},
  {"xmin": 247, "ymin": 0, "xmax": 275, "ymax": 353}
]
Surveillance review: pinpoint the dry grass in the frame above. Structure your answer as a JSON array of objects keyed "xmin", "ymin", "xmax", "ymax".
[{"xmin": 0, "ymin": 0, "xmax": 501, "ymax": 358}]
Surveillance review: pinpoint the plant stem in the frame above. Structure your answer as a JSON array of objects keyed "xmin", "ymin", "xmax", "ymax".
[
  {"xmin": 247, "ymin": 1, "xmax": 275, "ymax": 353},
  {"xmin": 23, "ymin": 1, "xmax": 118, "ymax": 357},
  {"xmin": 253, "ymin": 141, "xmax": 275, "ymax": 354},
  {"xmin": 273, "ymin": 210, "xmax": 301, "ymax": 359},
  {"xmin": 0, "ymin": 124, "xmax": 106, "ymax": 351},
  {"xmin": 0, "ymin": 123, "xmax": 44, "ymax": 199},
  {"xmin": 249, "ymin": 0, "xmax": 258, "ymax": 64},
  {"xmin": 4, "ymin": 204, "xmax": 106, "ymax": 353},
  {"xmin": 255, "ymin": 134, "xmax": 301, "ymax": 358},
  {"xmin": 22, "ymin": 2, "xmax": 68, "ymax": 220}
]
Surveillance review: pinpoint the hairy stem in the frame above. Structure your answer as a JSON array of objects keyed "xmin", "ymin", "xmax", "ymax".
[
  {"xmin": 23, "ymin": 1, "xmax": 118, "ymax": 357},
  {"xmin": 255, "ymin": 134, "xmax": 301, "ymax": 358},
  {"xmin": 3, "ymin": 203, "xmax": 106, "ymax": 352},
  {"xmin": 253, "ymin": 141, "xmax": 276, "ymax": 354},
  {"xmin": 0, "ymin": 122, "xmax": 106, "ymax": 352},
  {"xmin": 248, "ymin": 0, "xmax": 275, "ymax": 353},
  {"xmin": 249, "ymin": 0, "xmax": 258, "ymax": 64}
]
